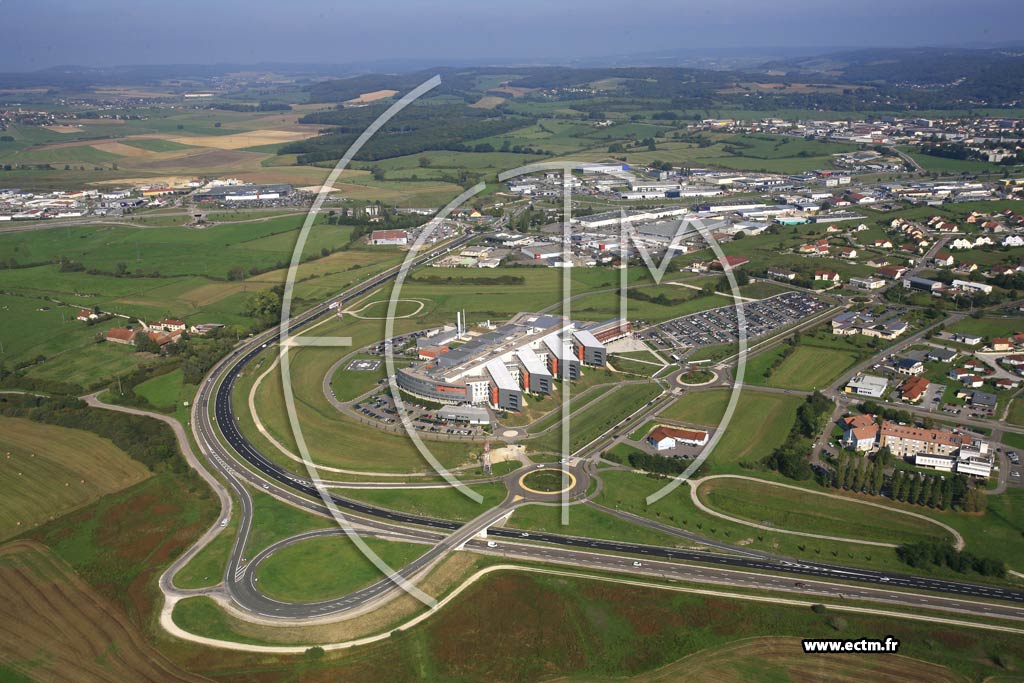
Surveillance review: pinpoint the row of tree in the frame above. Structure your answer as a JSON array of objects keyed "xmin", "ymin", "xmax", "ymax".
[
  {"xmin": 763, "ymin": 391, "xmax": 834, "ymax": 480},
  {"xmin": 897, "ymin": 541, "xmax": 1006, "ymax": 578},
  {"xmin": 829, "ymin": 450, "xmax": 986, "ymax": 512}
]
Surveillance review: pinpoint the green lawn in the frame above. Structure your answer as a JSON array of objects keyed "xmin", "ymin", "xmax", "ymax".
[
  {"xmin": 173, "ymin": 565, "xmax": 1024, "ymax": 682},
  {"xmin": 948, "ymin": 317, "xmax": 1024, "ymax": 341},
  {"xmin": 527, "ymin": 382, "xmax": 663, "ymax": 454},
  {"xmin": 133, "ymin": 368, "xmax": 184, "ymax": 410},
  {"xmin": 1006, "ymin": 399, "xmax": 1024, "ymax": 428},
  {"xmin": 507, "ymin": 502, "xmax": 683, "ymax": 547},
  {"xmin": 746, "ymin": 344, "xmax": 858, "ymax": 391},
  {"xmin": 244, "ymin": 490, "xmax": 333, "ymax": 556},
  {"xmin": 697, "ymin": 477, "xmax": 955, "ymax": 546},
  {"xmin": 254, "ymin": 534, "xmax": 427, "ymax": 602},
  {"xmin": 336, "ymin": 483, "xmax": 508, "ymax": 522},
  {"xmin": 329, "ymin": 356, "xmax": 407, "ymax": 403}
]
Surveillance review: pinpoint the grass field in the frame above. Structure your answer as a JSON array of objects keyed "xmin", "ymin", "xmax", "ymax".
[
  {"xmin": 696, "ymin": 477, "xmax": 955, "ymax": 546},
  {"xmin": 0, "ymin": 417, "xmax": 150, "ymax": 541},
  {"xmin": 245, "ymin": 489, "xmax": 333, "ymax": 556},
  {"xmin": 746, "ymin": 344, "xmax": 859, "ymax": 391},
  {"xmin": 620, "ymin": 636, "xmax": 962, "ymax": 683},
  {"xmin": 527, "ymin": 382, "xmax": 663, "ymax": 455},
  {"xmin": 657, "ymin": 389, "xmax": 802, "ymax": 472},
  {"xmin": 0, "ymin": 541, "xmax": 206, "ymax": 683},
  {"xmin": 948, "ymin": 316, "xmax": 1024, "ymax": 341},
  {"xmin": 335, "ymin": 483, "xmax": 508, "ymax": 522},
  {"xmin": 329, "ymin": 355, "xmax": 410, "ymax": 402},
  {"xmin": 133, "ymin": 368, "xmax": 185, "ymax": 411},
  {"xmin": 1006, "ymin": 399, "xmax": 1024, "ymax": 427},
  {"xmin": 508, "ymin": 502, "xmax": 684, "ymax": 547},
  {"xmin": 254, "ymin": 534, "xmax": 427, "ymax": 602}
]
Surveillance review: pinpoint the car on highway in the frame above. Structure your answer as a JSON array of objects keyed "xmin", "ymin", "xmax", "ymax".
[
  {"xmin": 220, "ymin": 519, "xmax": 228, "ymax": 527},
  {"xmin": 486, "ymin": 541, "xmax": 498, "ymax": 548},
  {"xmin": 632, "ymin": 561, "xmax": 642, "ymax": 567}
]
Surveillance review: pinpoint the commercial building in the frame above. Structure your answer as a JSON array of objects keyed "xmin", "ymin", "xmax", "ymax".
[
  {"xmin": 881, "ymin": 422, "xmax": 965, "ymax": 458},
  {"xmin": 437, "ymin": 405, "xmax": 490, "ymax": 425},
  {"xmin": 515, "ymin": 346, "xmax": 552, "ymax": 395},
  {"xmin": 572, "ymin": 329, "xmax": 606, "ymax": 366},
  {"xmin": 915, "ymin": 444, "xmax": 992, "ymax": 478},
  {"xmin": 395, "ymin": 312, "xmax": 616, "ymax": 412},
  {"xmin": 844, "ymin": 374, "xmax": 888, "ymax": 398},
  {"xmin": 192, "ymin": 183, "xmax": 291, "ymax": 202},
  {"xmin": 369, "ymin": 229, "xmax": 409, "ymax": 246}
]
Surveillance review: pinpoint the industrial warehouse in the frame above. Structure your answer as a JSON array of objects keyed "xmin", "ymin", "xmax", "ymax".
[{"xmin": 397, "ymin": 312, "xmax": 629, "ymax": 411}]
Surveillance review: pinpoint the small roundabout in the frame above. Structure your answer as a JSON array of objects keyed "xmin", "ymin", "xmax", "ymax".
[{"xmin": 507, "ymin": 462, "xmax": 591, "ymax": 502}]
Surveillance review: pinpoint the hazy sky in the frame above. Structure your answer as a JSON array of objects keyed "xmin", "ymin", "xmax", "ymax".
[{"xmin": 2, "ymin": 0, "xmax": 1022, "ymax": 71}]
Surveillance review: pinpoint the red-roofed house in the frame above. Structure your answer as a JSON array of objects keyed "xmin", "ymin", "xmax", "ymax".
[
  {"xmin": 647, "ymin": 426, "xmax": 710, "ymax": 450},
  {"xmin": 712, "ymin": 255, "xmax": 749, "ymax": 270},
  {"xmin": 993, "ymin": 338, "xmax": 1013, "ymax": 352},
  {"xmin": 839, "ymin": 414, "xmax": 879, "ymax": 451},
  {"xmin": 105, "ymin": 327, "xmax": 136, "ymax": 345},
  {"xmin": 368, "ymin": 230, "xmax": 409, "ymax": 246},
  {"xmin": 157, "ymin": 318, "xmax": 186, "ymax": 332},
  {"xmin": 898, "ymin": 376, "xmax": 930, "ymax": 403}
]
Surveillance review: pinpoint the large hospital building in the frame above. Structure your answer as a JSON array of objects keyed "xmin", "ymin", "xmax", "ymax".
[{"xmin": 397, "ymin": 312, "xmax": 630, "ymax": 412}]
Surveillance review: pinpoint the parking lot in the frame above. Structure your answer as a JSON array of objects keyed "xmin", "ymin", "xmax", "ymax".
[
  {"xmin": 353, "ymin": 392, "xmax": 487, "ymax": 437},
  {"xmin": 644, "ymin": 292, "xmax": 831, "ymax": 351}
]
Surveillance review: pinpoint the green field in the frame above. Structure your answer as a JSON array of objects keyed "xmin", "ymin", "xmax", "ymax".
[
  {"xmin": 508, "ymin": 502, "xmax": 682, "ymax": 547},
  {"xmin": 0, "ymin": 214, "xmax": 349, "ymax": 278},
  {"xmin": 118, "ymin": 138, "xmax": 200, "ymax": 152},
  {"xmin": 336, "ymin": 482, "xmax": 509, "ymax": 521},
  {"xmin": 948, "ymin": 317, "xmax": 1024, "ymax": 341},
  {"xmin": 254, "ymin": 534, "xmax": 427, "ymax": 602},
  {"xmin": 329, "ymin": 356, "xmax": 410, "ymax": 402},
  {"xmin": 658, "ymin": 389, "xmax": 802, "ymax": 472},
  {"xmin": 697, "ymin": 477, "xmax": 955, "ymax": 546},
  {"xmin": 746, "ymin": 344, "xmax": 858, "ymax": 391},
  {"xmin": 1007, "ymin": 399, "xmax": 1024, "ymax": 427},
  {"xmin": 0, "ymin": 417, "xmax": 150, "ymax": 541},
  {"xmin": 244, "ymin": 489, "xmax": 332, "ymax": 556},
  {"xmin": 527, "ymin": 382, "xmax": 663, "ymax": 455},
  {"xmin": 133, "ymin": 368, "xmax": 185, "ymax": 410},
  {"xmin": 247, "ymin": 339, "xmax": 480, "ymax": 474}
]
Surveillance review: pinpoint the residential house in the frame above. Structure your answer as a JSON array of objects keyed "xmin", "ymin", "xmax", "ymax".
[
  {"xmin": 105, "ymin": 327, "xmax": 136, "ymax": 345},
  {"xmin": 894, "ymin": 358, "xmax": 924, "ymax": 376},
  {"xmin": 840, "ymin": 414, "xmax": 879, "ymax": 451},
  {"xmin": 898, "ymin": 376, "xmax": 930, "ymax": 403}
]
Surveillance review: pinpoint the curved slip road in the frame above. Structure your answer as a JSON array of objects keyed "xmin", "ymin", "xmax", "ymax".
[{"xmin": 690, "ymin": 474, "xmax": 965, "ymax": 550}]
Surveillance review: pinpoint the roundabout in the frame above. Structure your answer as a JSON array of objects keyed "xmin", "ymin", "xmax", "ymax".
[
  {"xmin": 519, "ymin": 468, "xmax": 576, "ymax": 495},
  {"xmin": 507, "ymin": 463, "xmax": 591, "ymax": 502}
]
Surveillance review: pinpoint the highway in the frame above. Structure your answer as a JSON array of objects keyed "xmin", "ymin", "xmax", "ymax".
[{"xmin": 184, "ymin": 230, "xmax": 1024, "ymax": 623}]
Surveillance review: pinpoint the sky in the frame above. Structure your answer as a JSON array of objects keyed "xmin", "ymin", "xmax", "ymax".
[{"xmin": 2, "ymin": 0, "xmax": 1023, "ymax": 71}]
